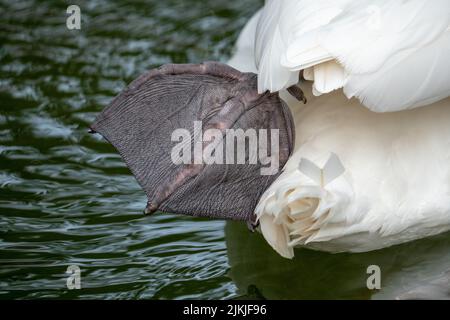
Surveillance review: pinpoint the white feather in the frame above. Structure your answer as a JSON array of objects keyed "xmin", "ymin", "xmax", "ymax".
[
  {"xmin": 255, "ymin": 0, "xmax": 299, "ymax": 93},
  {"xmin": 256, "ymin": 0, "xmax": 450, "ymax": 111},
  {"xmin": 227, "ymin": 9, "xmax": 261, "ymax": 73},
  {"xmin": 228, "ymin": 8, "xmax": 450, "ymax": 258}
]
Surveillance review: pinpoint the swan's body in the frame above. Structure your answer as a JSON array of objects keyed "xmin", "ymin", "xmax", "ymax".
[
  {"xmin": 256, "ymin": 88, "xmax": 450, "ymax": 258},
  {"xmin": 229, "ymin": 1, "xmax": 450, "ymax": 258}
]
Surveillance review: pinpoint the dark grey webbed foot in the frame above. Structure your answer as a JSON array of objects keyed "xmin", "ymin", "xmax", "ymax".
[
  {"xmin": 396, "ymin": 269, "xmax": 450, "ymax": 300},
  {"xmin": 91, "ymin": 62, "xmax": 295, "ymax": 224}
]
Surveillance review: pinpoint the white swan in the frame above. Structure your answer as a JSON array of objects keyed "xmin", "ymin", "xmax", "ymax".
[{"xmin": 228, "ymin": 0, "xmax": 450, "ymax": 258}]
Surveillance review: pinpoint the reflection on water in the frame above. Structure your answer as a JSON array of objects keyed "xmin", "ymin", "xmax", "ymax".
[
  {"xmin": 226, "ymin": 221, "xmax": 450, "ymax": 299},
  {"xmin": 0, "ymin": 0, "xmax": 448, "ymax": 300}
]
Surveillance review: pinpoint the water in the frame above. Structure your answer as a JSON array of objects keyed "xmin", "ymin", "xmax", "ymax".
[{"xmin": 0, "ymin": 0, "xmax": 449, "ymax": 300}]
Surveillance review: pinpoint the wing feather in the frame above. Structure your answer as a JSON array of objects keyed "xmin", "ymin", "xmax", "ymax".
[{"xmin": 256, "ymin": 0, "xmax": 450, "ymax": 111}]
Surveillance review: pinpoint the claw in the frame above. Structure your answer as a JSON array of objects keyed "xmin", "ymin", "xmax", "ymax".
[
  {"xmin": 144, "ymin": 202, "xmax": 158, "ymax": 215},
  {"xmin": 246, "ymin": 215, "xmax": 259, "ymax": 232},
  {"xmin": 287, "ymin": 85, "xmax": 307, "ymax": 104}
]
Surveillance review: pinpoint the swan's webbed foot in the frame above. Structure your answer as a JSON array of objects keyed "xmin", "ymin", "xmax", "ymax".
[
  {"xmin": 91, "ymin": 62, "xmax": 295, "ymax": 224},
  {"xmin": 396, "ymin": 269, "xmax": 450, "ymax": 300}
]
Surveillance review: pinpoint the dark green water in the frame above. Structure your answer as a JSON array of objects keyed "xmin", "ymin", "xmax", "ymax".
[{"xmin": 0, "ymin": 0, "xmax": 449, "ymax": 300}]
